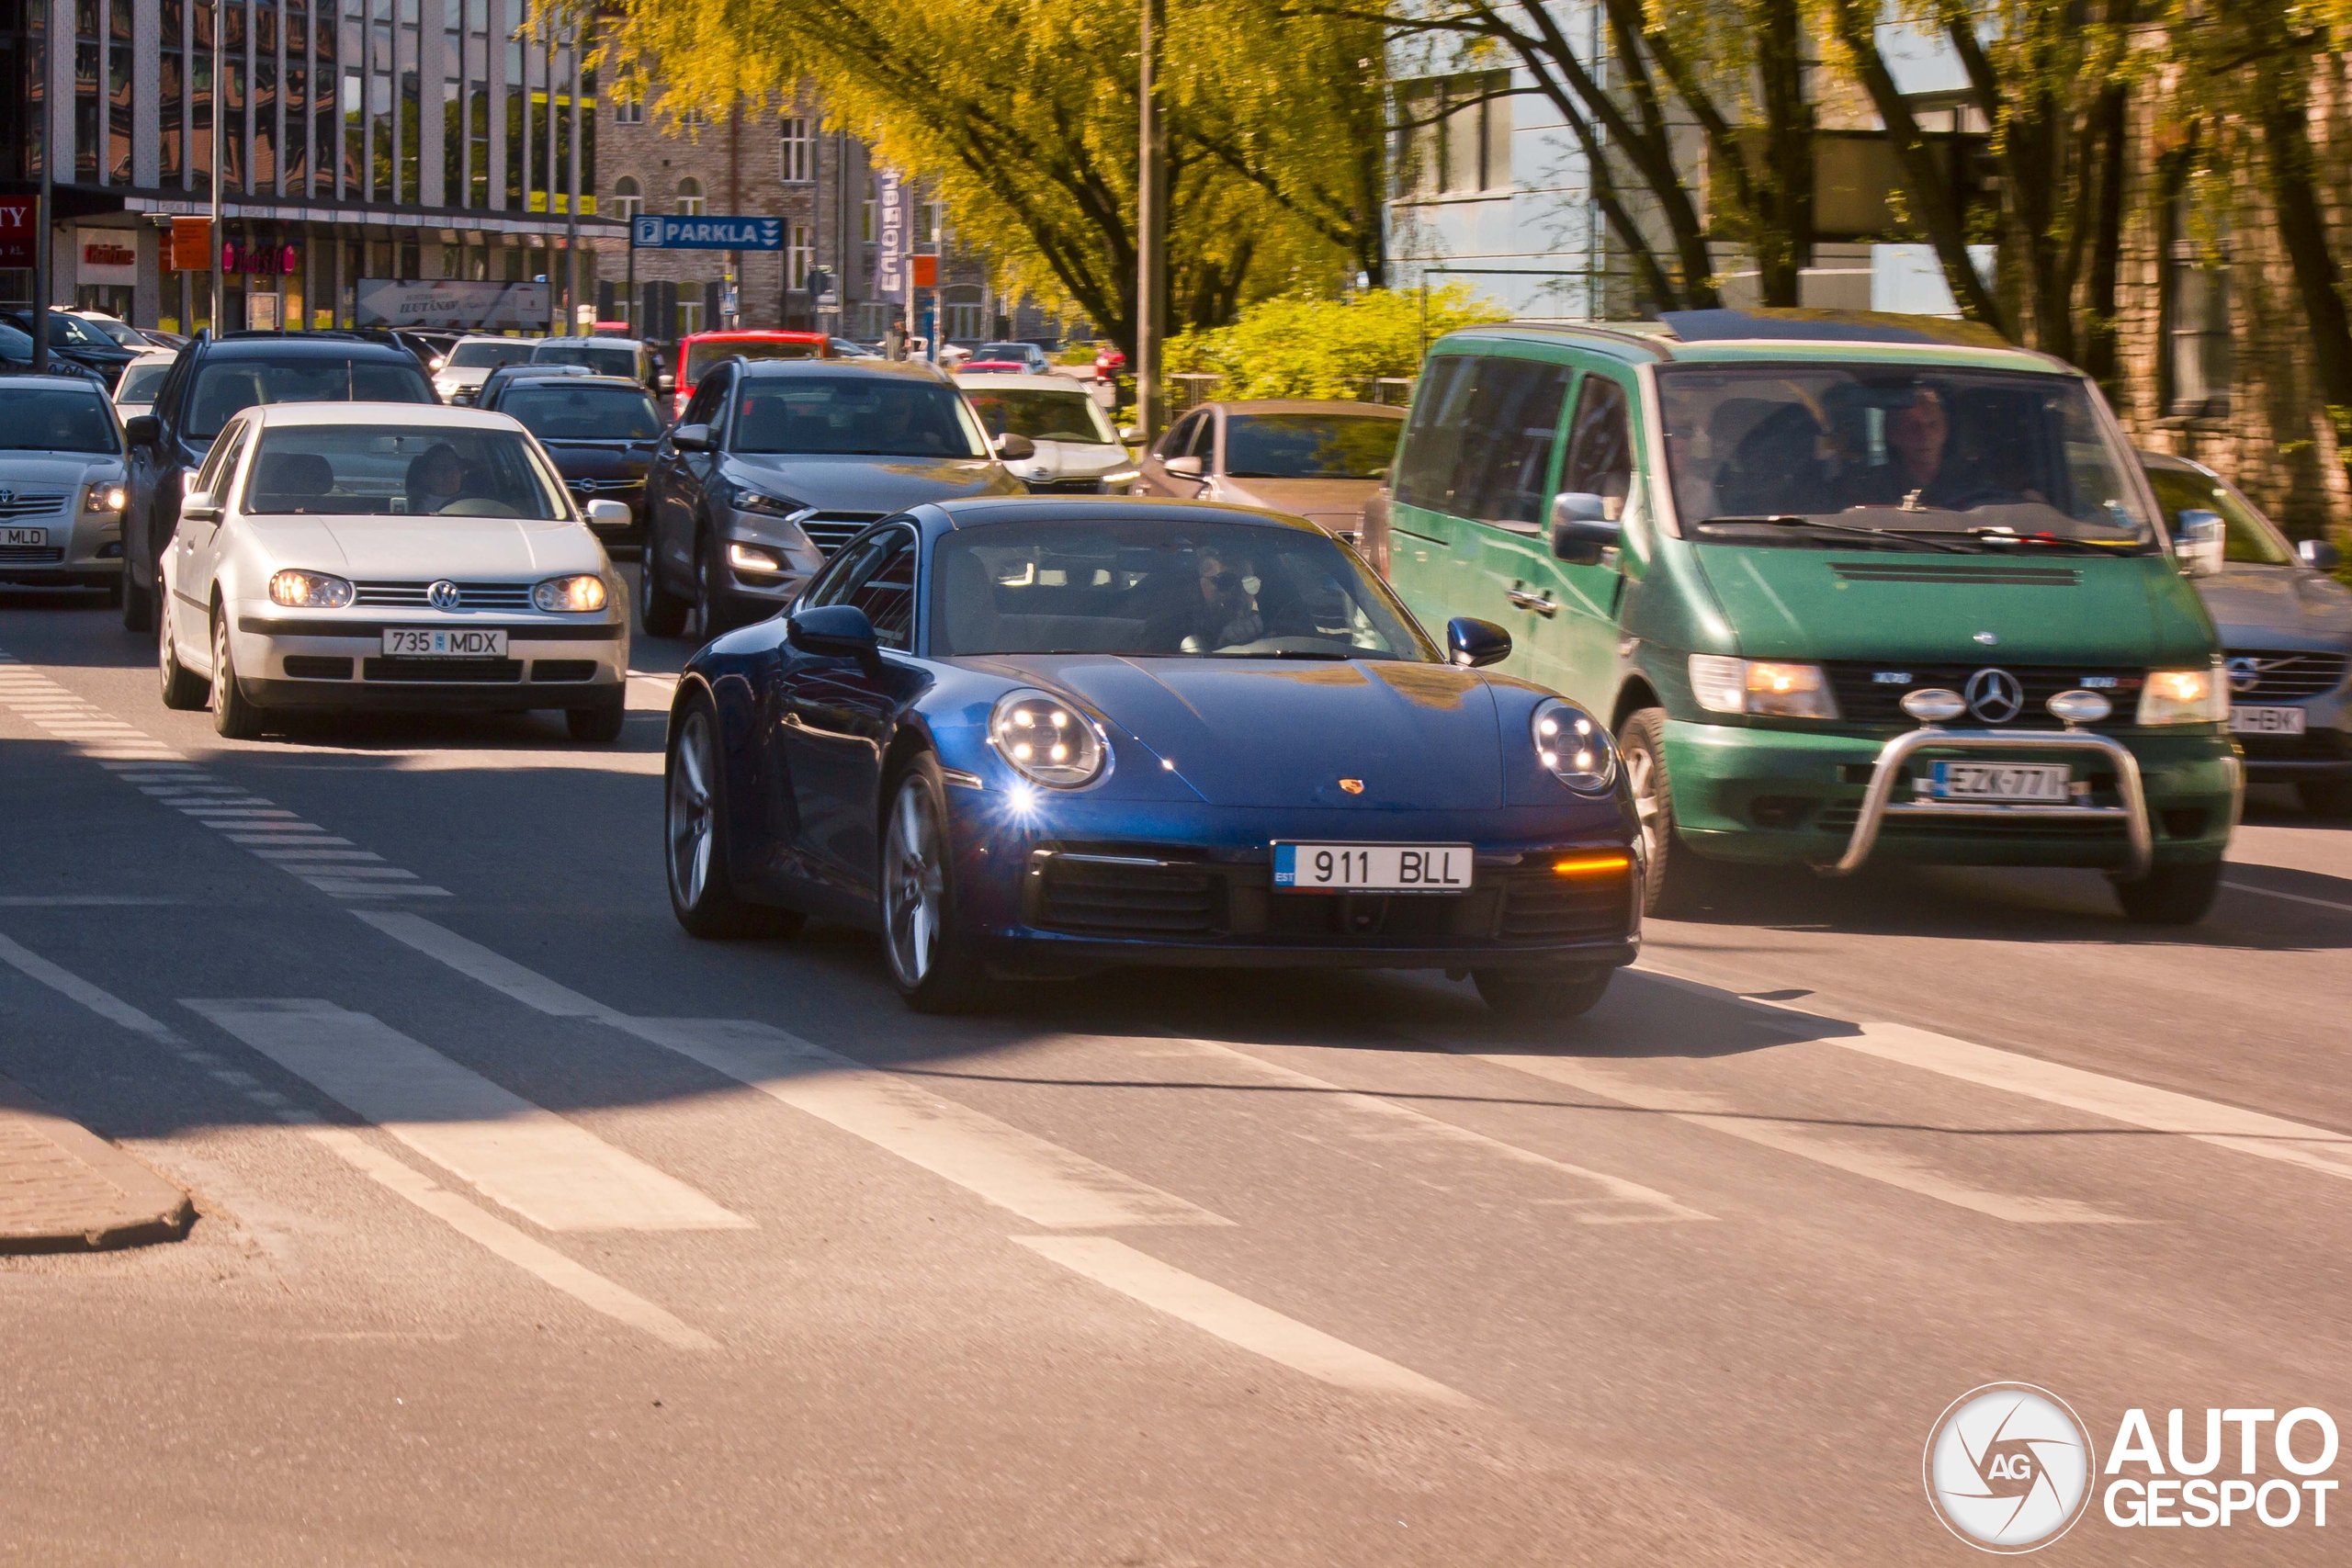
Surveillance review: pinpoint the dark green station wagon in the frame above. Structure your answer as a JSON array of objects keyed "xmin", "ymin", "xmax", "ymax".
[{"xmin": 1367, "ymin": 310, "xmax": 2239, "ymax": 923}]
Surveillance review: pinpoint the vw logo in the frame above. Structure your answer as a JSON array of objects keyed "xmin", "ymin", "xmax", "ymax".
[
  {"xmin": 1964, "ymin": 668, "xmax": 2025, "ymax": 725},
  {"xmin": 2227, "ymin": 656, "xmax": 2262, "ymax": 694},
  {"xmin": 426, "ymin": 580, "xmax": 463, "ymax": 611}
]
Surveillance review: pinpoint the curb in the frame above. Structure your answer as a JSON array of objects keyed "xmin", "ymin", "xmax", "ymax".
[{"xmin": 0, "ymin": 1075, "xmax": 196, "ymax": 1255}]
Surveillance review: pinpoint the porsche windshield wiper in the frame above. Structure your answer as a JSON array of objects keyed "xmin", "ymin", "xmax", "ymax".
[{"xmin": 1692, "ymin": 515, "xmax": 1973, "ymax": 554}]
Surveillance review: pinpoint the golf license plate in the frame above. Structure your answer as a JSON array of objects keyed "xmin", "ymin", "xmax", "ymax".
[
  {"xmin": 1929, "ymin": 761, "xmax": 2071, "ymax": 802},
  {"xmin": 381, "ymin": 627, "xmax": 507, "ymax": 658},
  {"xmin": 1272, "ymin": 842, "xmax": 1473, "ymax": 893},
  {"xmin": 2232, "ymin": 705, "xmax": 2308, "ymax": 736},
  {"xmin": 2, "ymin": 527, "xmax": 49, "ymax": 547}
]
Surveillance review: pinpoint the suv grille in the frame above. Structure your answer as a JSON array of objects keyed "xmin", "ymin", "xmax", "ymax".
[
  {"xmin": 2224, "ymin": 650, "xmax": 2348, "ymax": 702},
  {"xmin": 0, "ymin": 492, "xmax": 68, "ymax": 520},
  {"xmin": 0, "ymin": 546, "xmax": 65, "ymax": 563},
  {"xmin": 353, "ymin": 580, "xmax": 536, "ymax": 610},
  {"xmin": 799, "ymin": 513, "xmax": 884, "ymax": 557},
  {"xmin": 1823, "ymin": 662, "xmax": 2143, "ymax": 727}
]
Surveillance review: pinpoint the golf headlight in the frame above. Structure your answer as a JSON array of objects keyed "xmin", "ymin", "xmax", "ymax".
[
  {"xmin": 724, "ymin": 482, "xmax": 809, "ymax": 519},
  {"xmin": 2137, "ymin": 662, "xmax": 2229, "ymax": 726},
  {"xmin": 1532, "ymin": 699, "xmax": 1617, "ymax": 794},
  {"xmin": 532, "ymin": 573, "xmax": 608, "ymax": 613},
  {"xmin": 989, "ymin": 689, "xmax": 1107, "ymax": 788},
  {"xmin": 84, "ymin": 484, "xmax": 127, "ymax": 513},
  {"xmin": 1689, "ymin": 655, "xmax": 1838, "ymax": 719},
  {"xmin": 267, "ymin": 569, "xmax": 354, "ymax": 608}
]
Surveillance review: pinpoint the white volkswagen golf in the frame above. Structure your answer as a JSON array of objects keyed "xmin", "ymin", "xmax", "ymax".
[{"xmin": 156, "ymin": 403, "xmax": 633, "ymax": 740}]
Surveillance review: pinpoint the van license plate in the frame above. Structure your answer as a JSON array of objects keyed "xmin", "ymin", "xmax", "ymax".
[
  {"xmin": 381, "ymin": 628, "xmax": 507, "ymax": 658},
  {"xmin": 3, "ymin": 527, "xmax": 48, "ymax": 547},
  {"xmin": 2231, "ymin": 705, "xmax": 2307, "ymax": 736},
  {"xmin": 1272, "ymin": 843, "xmax": 1473, "ymax": 893},
  {"xmin": 1930, "ymin": 762, "xmax": 2071, "ymax": 802}
]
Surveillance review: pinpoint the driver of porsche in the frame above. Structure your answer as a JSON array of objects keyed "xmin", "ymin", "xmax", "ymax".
[{"xmin": 1154, "ymin": 547, "xmax": 1264, "ymax": 651}]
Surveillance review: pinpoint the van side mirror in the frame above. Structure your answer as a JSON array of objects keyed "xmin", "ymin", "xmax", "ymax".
[
  {"xmin": 1550, "ymin": 491, "xmax": 1621, "ymax": 566},
  {"xmin": 1446, "ymin": 616, "xmax": 1511, "ymax": 668},
  {"xmin": 2176, "ymin": 510, "xmax": 2226, "ymax": 577},
  {"xmin": 123, "ymin": 413, "xmax": 161, "ymax": 447},
  {"xmin": 670, "ymin": 423, "xmax": 712, "ymax": 452},
  {"xmin": 994, "ymin": 432, "xmax": 1036, "ymax": 462},
  {"xmin": 786, "ymin": 603, "xmax": 879, "ymax": 660},
  {"xmin": 2299, "ymin": 536, "xmax": 2342, "ymax": 572}
]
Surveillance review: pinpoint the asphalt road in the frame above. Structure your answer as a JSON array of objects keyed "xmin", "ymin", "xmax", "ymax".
[{"xmin": 4, "ymin": 581, "xmax": 2347, "ymax": 1566}]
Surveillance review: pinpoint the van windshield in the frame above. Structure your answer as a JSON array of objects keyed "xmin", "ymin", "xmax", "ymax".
[{"xmin": 1657, "ymin": 365, "xmax": 2157, "ymax": 553}]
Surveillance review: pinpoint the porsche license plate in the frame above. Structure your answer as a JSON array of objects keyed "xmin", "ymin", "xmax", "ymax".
[
  {"xmin": 2, "ymin": 527, "xmax": 48, "ymax": 547},
  {"xmin": 1272, "ymin": 842, "xmax": 1473, "ymax": 893},
  {"xmin": 2232, "ymin": 705, "xmax": 2307, "ymax": 736},
  {"xmin": 1929, "ymin": 761, "xmax": 2071, "ymax": 802},
  {"xmin": 381, "ymin": 627, "xmax": 507, "ymax": 658}
]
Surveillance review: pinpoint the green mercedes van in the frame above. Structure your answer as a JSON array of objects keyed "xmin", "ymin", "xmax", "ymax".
[{"xmin": 1367, "ymin": 310, "xmax": 2239, "ymax": 923}]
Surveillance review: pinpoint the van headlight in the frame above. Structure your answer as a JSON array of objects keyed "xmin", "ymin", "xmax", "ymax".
[
  {"xmin": 1532, "ymin": 699, "xmax": 1617, "ymax": 794},
  {"xmin": 532, "ymin": 573, "xmax": 608, "ymax": 613},
  {"xmin": 1689, "ymin": 655, "xmax": 1839, "ymax": 719},
  {"xmin": 268, "ymin": 569, "xmax": 355, "ymax": 608},
  {"xmin": 2137, "ymin": 661, "xmax": 2229, "ymax": 725},
  {"xmin": 989, "ymin": 689, "xmax": 1108, "ymax": 788}
]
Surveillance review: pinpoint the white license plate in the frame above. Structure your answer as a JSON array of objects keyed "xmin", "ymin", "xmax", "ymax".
[
  {"xmin": 1930, "ymin": 761, "xmax": 2072, "ymax": 802},
  {"xmin": 2, "ymin": 527, "xmax": 48, "ymax": 547},
  {"xmin": 381, "ymin": 627, "xmax": 508, "ymax": 658},
  {"xmin": 1272, "ymin": 842, "xmax": 1474, "ymax": 893},
  {"xmin": 2232, "ymin": 705, "xmax": 2308, "ymax": 736}
]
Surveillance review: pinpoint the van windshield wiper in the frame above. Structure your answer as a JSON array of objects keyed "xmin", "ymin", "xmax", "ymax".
[{"xmin": 1692, "ymin": 515, "xmax": 1973, "ymax": 553}]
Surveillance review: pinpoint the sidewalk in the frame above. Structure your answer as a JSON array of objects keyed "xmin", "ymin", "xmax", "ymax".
[{"xmin": 0, "ymin": 1074, "xmax": 193, "ymax": 1254}]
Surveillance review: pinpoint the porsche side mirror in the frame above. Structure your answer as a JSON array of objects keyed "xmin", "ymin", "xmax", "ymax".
[
  {"xmin": 1550, "ymin": 491, "xmax": 1621, "ymax": 566},
  {"xmin": 2299, "ymin": 536, "xmax": 2342, "ymax": 572},
  {"xmin": 1446, "ymin": 616, "xmax": 1511, "ymax": 669},
  {"xmin": 1165, "ymin": 455, "xmax": 1204, "ymax": 479},
  {"xmin": 2176, "ymin": 510, "xmax": 2226, "ymax": 577},
  {"xmin": 123, "ymin": 413, "xmax": 161, "ymax": 447},
  {"xmin": 180, "ymin": 491, "xmax": 220, "ymax": 524},
  {"xmin": 671, "ymin": 423, "xmax": 713, "ymax": 452},
  {"xmin": 787, "ymin": 603, "xmax": 879, "ymax": 660},
  {"xmin": 995, "ymin": 432, "xmax": 1037, "ymax": 462}
]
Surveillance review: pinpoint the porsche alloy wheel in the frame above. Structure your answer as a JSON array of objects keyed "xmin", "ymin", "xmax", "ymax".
[
  {"xmin": 664, "ymin": 697, "xmax": 799, "ymax": 940},
  {"xmin": 881, "ymin": 759, "xmax": 987, "ymax": 1012}
]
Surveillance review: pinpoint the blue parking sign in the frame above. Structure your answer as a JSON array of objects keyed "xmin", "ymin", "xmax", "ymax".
[{"xmin": 631, "ymin": 216, "xmax": 783, "ymax": 251}]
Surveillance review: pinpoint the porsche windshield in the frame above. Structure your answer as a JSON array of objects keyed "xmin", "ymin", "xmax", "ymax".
[
  {"xmin": 929, "ymin": 518, "xmax": 1435, "ymax": 660},
  {"xmin": 242, "ymin": 425, "xmax": 570, "ymax": 518},
  {"xmin": 1656, "ymin": 365, "xmax": 2157, "ymax": 552}
]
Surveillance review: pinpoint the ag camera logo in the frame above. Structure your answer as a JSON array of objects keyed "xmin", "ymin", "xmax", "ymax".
[{"xmin": 1924, "ymin": 1383, "xmax": 2096, "ymax": 1552}]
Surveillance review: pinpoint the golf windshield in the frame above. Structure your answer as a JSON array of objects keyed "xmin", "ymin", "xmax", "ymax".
[
  {"xmin": 929, "ymin": 518, "xmax": 1435, "ymax": 660},
  {"xmin": 242, "ymin": 425, "xmax": 570, "ymax": 518},
  {"xmin": 731, "ymin": 376, "xmax": 989, "ymax": 457},
  {"xmin": 500, "ymin": 384, "xmax": 664, "ymax": 442},
  {"xmin": 964, "ymin": 387, "xmax": 1119, "ymax": 446},
  {"xmin": 1223, "ymin": 413, "xmax": 1401, "ymax": 479},
  {"xmin": 1657, "ymin": 365, "xmax": 2157, "ymax": 550},
  {"xmin": 0, "ymin": 388, "xmax": 121, "ymax": 452}
]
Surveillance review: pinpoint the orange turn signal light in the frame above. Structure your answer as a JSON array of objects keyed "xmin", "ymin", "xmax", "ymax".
[{"xmin": 1551, "ymin": 852, "xmax": 1633, "ymax": 877}]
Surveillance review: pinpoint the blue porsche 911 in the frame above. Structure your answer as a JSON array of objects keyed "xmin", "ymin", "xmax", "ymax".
[{"xmin": 662, "ymin": 498, "xmax": 1643, "ymax": 1016}]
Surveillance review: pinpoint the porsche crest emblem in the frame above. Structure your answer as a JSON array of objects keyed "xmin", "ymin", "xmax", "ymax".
[{"xmin": 1339, "ymin": 778, "xmax": 1365, "ymax": 795}]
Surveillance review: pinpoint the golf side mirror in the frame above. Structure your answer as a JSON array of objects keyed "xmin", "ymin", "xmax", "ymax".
[
  {"xmin": 1165, "ymin": 455, "xmax": 1204, "ymax": 479},
  {"xmin": 180, "ymin": 490, "xmax": 220, "ymax": 524},
  {"xmin": 1550, "ymin": 491, "xmax": 1621, "ymax": 566},
  {"xmin": 787, "ymin": 603, "xmax": 879, "ymax": 660},
  {"xmin": 583, "ymin": 499, "xmax": 631, "ymax": 531},
  {"xmin": 2176, "ymin": 510, "xmax": 2226, "ymax": 577},
  {"xmin": 2299, "ymin": 536, "xmax": 2342, "ymax": 572},
  {"xmin": 1446, "ymin": 616, "xmax": 1511, "ymax": 669}
]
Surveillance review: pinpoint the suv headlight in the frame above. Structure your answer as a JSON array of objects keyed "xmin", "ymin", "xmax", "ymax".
[
  {"xmin": 1689, "ymin": 655, "xmax": 1839, "ymax": 719},
  {"xmin": 83, "ymin": 483, "xmax": 127, "ymax": 513},
  {"xmin": 1532, "ymin": 698, "xmax": 1617, "ymax": 794},
  {"xmin": 989, "ymin": 689, "xmax": 1108, "ymax": 788},
  {"xmin": 2137, "ymin": 661, "xmax": 2229, "ymax": 726},
  {"xmin": 268, "ymin": 569, "xmax": 355, "ymax": 608},
  {"xmin": 532, "ymin": 573, "xmax": 608, "ymax": 613},
  {"xmin": 723, "ymin": 481, "xmax": 811, "ymax": 520}
]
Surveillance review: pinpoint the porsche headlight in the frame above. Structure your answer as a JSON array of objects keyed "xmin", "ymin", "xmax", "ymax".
[
  {"xmin": 83, "ymin": 483, "xmax": 127, "ymax": 513},
  {"xmin": 2137, "ymin": 661, "xmax": 2229, "ymax": 726},
  {"xmin": 532, "ymin": 573, "xmax": 608, "ymax": 613},
  {"xmin": 1532, "ymin": 698, "xmax": 1618, "ymax": 795},
  {"xmin": 989, "ymin": 689, "xmax": 1108, "ymax": 788},
  {"xmin": 267, "ymin": 569, "xmax": 354, "ymax": 608},
  {"xmin": 1689, "ymin": 655, "xmax": 1838, "ymax": 719}
]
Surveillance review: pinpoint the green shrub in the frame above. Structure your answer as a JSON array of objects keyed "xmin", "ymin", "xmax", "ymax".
[{"xmin": 1162, "ymin": 287, "xmax": 1510, "ymax": 401}]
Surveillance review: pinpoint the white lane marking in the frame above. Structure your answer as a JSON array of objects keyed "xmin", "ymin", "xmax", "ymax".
[
  {"xmin": 300, "ymin": 881, "xmax": 451, "ymax": 897},
  {"xmin": 1012, "ymin": 1236, "xmax": 1471, "ymax": 1404},
  {"xmin": 1470, "ymin": 1053, "xmax": 2135, "ymax": 1224},
  {"xmin": 2224, "ymin": 879, "xmax": 2352, "ymax": 916},
  {"xmin": 183, "ymin": 998, "xmax": 749, "ymax": 1233},
  {"xmin": 0, "ymin": 896, "xmax": 188, "ymax": 907},
  {"xmin": 0, "ymin": 931, "xmax": 718, "ymax": 1347},
  {"xmin": 252, "ymin": 849, "xmax": 387, "ymax": 862},
  {"xmin": 1170, "ymin": 1039, "xmax": 1708, "ymax": 1224},
  {"xmin": 355, "ymin": 910, "xmax": 1227, "ymax": 1230},
  {"xmin": 1638, "ymin": 967, "xmax": 2352, "ymax": 1185}
]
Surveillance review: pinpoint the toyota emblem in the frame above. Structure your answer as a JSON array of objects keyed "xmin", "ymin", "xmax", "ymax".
[
  {"xmin": 426, "ymin": 580, "xmax": 463, "ymax": 610},
  {"xmin": 0, "ymin": 489, "xmax": 15, "ymax": 506},
  {"xmin": 1963, "ymin": 667, "xmax": 2025, "ymax": 725},
  {"xmin": 2226, "ymin": 656, "xmax": 2262, "ymax": 694}
]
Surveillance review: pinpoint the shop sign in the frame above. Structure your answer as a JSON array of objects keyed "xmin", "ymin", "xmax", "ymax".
[
  {"xmin": 0, "ymin": 199, "xmax": 31, "ymax": 268},
  {"xmin": 354, "ymin": 277, "xmax": 552, "ymax": 330},
  {"xmin": 167, "ymin": 218, "xmax": 213, "ymax": 272},
  {"xmin": 223, "ymin": 243, "xmax": 300, "ymax": 276},
  {"xmin": 79, "ymin": 231, "xmax": 140, "ymax": 285}
]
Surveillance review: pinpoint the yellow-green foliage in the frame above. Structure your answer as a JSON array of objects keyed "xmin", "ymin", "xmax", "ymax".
[{"xmin": 1163, "ymin": 287, "xmax": 1510, "ymax": 400}]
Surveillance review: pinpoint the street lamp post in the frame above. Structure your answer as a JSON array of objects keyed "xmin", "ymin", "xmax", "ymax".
[
  {"xmin": 1134, "ymin": 0, "xmax": 1166, "ymax": 443},
  {"xmin": 211, "ymin": 16, "xmax": 224, "ymax": 334}
]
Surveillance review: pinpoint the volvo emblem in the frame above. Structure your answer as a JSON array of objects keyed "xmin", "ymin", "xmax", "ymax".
[
  {"xmin": 1964, "ymin": 668, "xmax": 2026, "ymax": 724},
  {"xmin": 426, "ymin": 580, "xmax": 463, "ymax": 610},
  {"xmin": 2226, "ymin": 656, "xmax": 2262, "ymax": 694}
]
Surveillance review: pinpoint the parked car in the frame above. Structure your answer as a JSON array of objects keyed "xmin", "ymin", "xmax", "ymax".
[
  {"xmin": 2142, "ymin": 450, "xmax": 2352, "ymax": 816},
  {"xmin": 533, "ymin": 334, "xmax": 662, "ymax": 391},
  {"xmin": 671, "ymin": 330, "xmax": 830, "ymax": 417},
  {"xmin": 0, "ymin": 374, "xmax": 130, "ymax": 602},
  {"xmin": 69, "ymin": 311, "xmax": 164, "ymax": 352},
  {"xmin": 662, "ymin": 498, "xmax": 1637, "ymax": 1015},
  {"xmin": 956, "ymin": 372, "xmax": 1139, "ymax": 494},
  {"xmin": 1092, "ymin": 344, "xmax": 1126, "ymax": 384},
  {"xmin": 435, "ymin": 334, "xmax": 540, "ymax": 404},
  {"xmin": 1368, "ymin": 309, "xmax": 2239, "ymax": 924},
  {"xmin": 118, "ymin": 330, "xmax": 439, "ymax": 632},
  {"xmin": 1137, "ymin": 400, "xmax": 1404, "ymax": 547},
  {"xmin": 154, "ymin": 402, "xmax": 632, "ymax": 740},
  {"xmin": 4, "ymin": 309, "xmax": 142, "ymax": 389},
  {"xmin": 961, "ymin": 342, "xmax": 1053, "ymax": 376},
  {"xmin": 111, "ymin": 351, "xmax": 179, "ymax": 425},
  {"xmin": 640, "ymin": 357, "xmax": 1026, "ymax": 638},
  {"xmin": 138, "ymin": 327, "xmax": 191, "ymax": 351},
  {"xmin": 829, "ymin": 338, "xmax": 882, "ymax": 359},
  {"xmin": 480, "ymin": 373, "xmax": 664, "ymax": 553}
]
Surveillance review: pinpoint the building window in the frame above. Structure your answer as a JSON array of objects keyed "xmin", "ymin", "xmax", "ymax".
[
  {"xmin": 162, "ymin": 0, "xmax": 187, "ymax": 184},
  {"xmin": 2165, "ymin": 203, "xmax": 2232, "ymax": 420},
  {"xmin": 780, "ymin": 115, "xmax": 813, "ymax": 183},
  {"xmin": 107, "ymin": 0, "xmax": 131, "ymax": 184},
  {"xmin": 612, "ymin": 87, "xmax": 642, "ymax": 124},
  {"xmin": 789, "ymin": 222, "xmax": 813, "ymax": 289},
  {"xmin": 612, "ymin": 174, "xmax": 640, "ymax": 220},
  {"xmin": 677, "ymin": 102, "xmax": 707, "ymax": 130},
  {"xmin": 674, "ymin": 175, "xmax": 704, "ymax": 216},
  {"xmin": 1397, "ymin": 70, "xmax": 1512, "ymax": 200},
  {"xmin": 861, "ymin": 197, "xmax": 874, "ymax": 243}
]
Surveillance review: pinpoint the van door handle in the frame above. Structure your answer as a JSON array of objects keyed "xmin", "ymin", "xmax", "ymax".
[{"xmin": 1505, "ymin": 587, "xmax": 1557, "ymax": 617}]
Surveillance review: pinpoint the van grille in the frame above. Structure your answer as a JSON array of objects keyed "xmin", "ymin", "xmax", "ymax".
[
  {"xmin": 1823, "ymin": 663, "xmax": 2143, "ymax": 727},
  {"xmin": 1830, "ymin": 561, "xmax": 2081, "ymax": 586}
]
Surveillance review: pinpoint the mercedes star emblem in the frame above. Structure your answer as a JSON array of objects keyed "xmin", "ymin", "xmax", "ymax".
[
  {"xmin": 1963, "ymin": 667, "xmax": 2026, "ymax": 725},
  {"xmin": 426, "ymin": 580, "xmax": 463, "ymax": 611}
]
